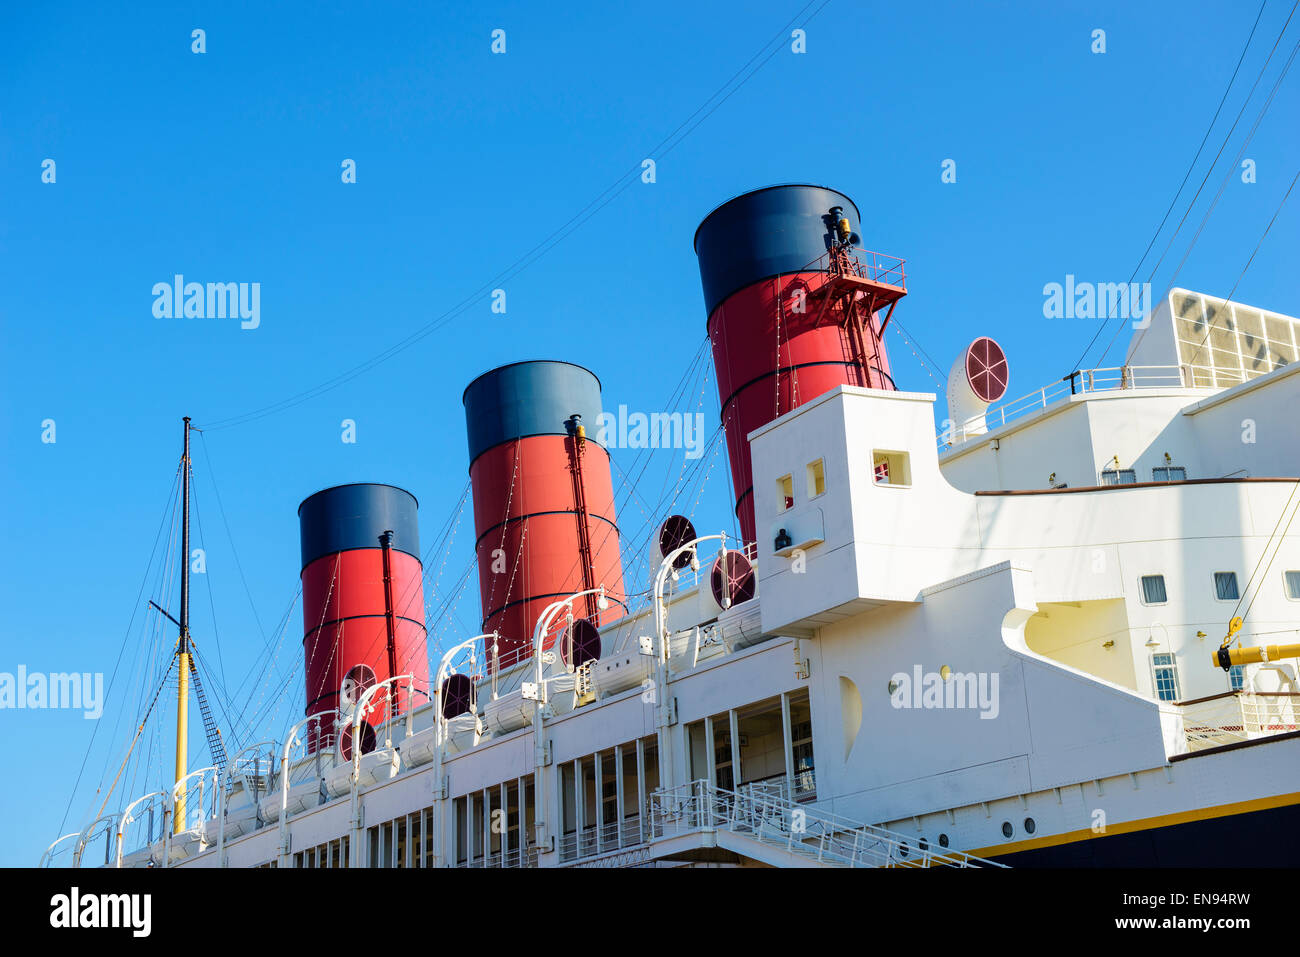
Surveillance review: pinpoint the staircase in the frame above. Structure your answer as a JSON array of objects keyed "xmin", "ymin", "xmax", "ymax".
[{"xmin": 648, "ymin": 780, "xmax": 1006, "ymax": 868}]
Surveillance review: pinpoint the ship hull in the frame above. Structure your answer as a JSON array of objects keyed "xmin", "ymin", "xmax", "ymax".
[{"xmin": 983, "ymin": 798, "xmax": 1300, "ymax": 866}]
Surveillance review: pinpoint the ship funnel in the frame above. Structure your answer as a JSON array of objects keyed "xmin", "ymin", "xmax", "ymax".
[
  {"xmin": 946, "ymin": 337, "xmax": 1009, "ymax": 440},
  {"xmin": 463, "ymin": 360, "xmax": 627, "ymax": 666},
  {"xmin": 694, "ymin": 184, "xmax": 906, "ymax": 543},
  {"xmin": 298, "ymin": 483, "xmax": 430, "ymax": 752}
]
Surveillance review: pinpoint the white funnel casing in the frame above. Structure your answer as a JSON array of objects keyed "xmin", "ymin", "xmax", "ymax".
[{"xmin": 946, "ymin": 337, "xmax": 1009, "ymax": 441}]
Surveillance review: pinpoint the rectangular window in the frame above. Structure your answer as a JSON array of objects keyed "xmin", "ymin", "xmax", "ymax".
[
  {"xmin": 872, "ymin": 450, "xmax": 911, "ymax": 487},
  {"xmin": 1214, "ymin": 571, "xmax": 1239, "ymax": 601},
  {"xmin": 1229, "ymin": 664, "xmax": 1245, "ymax": 692},
  {"xmin": 1151, "ymin": 652, "xmax": 1181, "ymax": 702},
  {"xmin": 1285, "ymin": 570, "xmax": 1300, "ymax": 600},
  {"xmin": 806, "ymin": 459, "xmax": 825, "ymax": 499},
  {"xmin": 1140, "ymin": 574, "xmax": 1168, "ymax": 605},
  {"xmin": 1153, "ymin": 466, "xmax": 1187, "ymax": 482},
  {"xmin": 1101, "ymin": 468, "xmax": 1137, "ymax": 485},
  {"xmin": 777, "ymin": 474, "xmax": 793, "ymax": 511},
  {"xmin": 713, "ymin": 730, "xmax": 734, "ymax": 791}
]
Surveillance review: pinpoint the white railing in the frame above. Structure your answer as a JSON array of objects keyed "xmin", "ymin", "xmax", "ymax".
[
  {"xmin": 453, "ymin": 842, "xmax": 539, "ymax": 868},
  {"xmin": 940, "ymin": 364, "xmax": 1190, "ymax": 450},
  {"xmin": 1176, "ymin": 692, "xmax": 1300, "ymax": 752},
  {"xmin": 649, "ymin": 780, "xmax": 1007, "ymax": 868},
  {"xmin": 558, "ymin": 814, "xmax": 645, "ymax": 863}
]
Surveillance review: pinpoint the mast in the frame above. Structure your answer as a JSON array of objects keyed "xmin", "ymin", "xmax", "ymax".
[{"xmin": 173, "ymin": 416, "xmax": 192, "ymax": 834}]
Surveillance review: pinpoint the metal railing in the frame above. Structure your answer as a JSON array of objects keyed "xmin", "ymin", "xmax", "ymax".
[
  {"xmin": 940, "ymin": 364, "xmax": 1190, "ymax": 450},
  {"xmin": 649, "ymin": 779, "xmax": 1006, "ymax": 868},
  {"xmin": 806, "ymin": 248, "xmax": 907, "ymax": 289},
  {"xmin": 558, "ymin": 814, "xmax": 645, "ymax": 863},
  {"xmin": 453, "ymin": 842, "xmax": 539, "ymax": 868},
  {"xmin": 1174, "ymin": 692, "xmax": 1300, "ymax": 752}
]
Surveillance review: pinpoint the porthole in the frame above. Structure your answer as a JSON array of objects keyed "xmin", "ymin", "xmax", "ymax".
[
  {"xmin": 1001, "ymin": 821, "xmax": 1014, "ymax": 839},
  {"xmin": 919, "ymin": 838, "xmax": 929, "ymax": 852},
  {"xmin": 899, "ymin": 842, "xmax": 909, "ymax": 858},
  {"xmin": 938, "ymin": 833, "xmax": 949, "ymax": 848},
  {"xmin": 1024, "ymin": 817, "xmax": 1036, "ymax": 834}
]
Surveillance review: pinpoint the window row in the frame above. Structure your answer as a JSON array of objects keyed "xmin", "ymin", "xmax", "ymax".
[
  {"xmin": 775, "ymin": 451, "xmax": 912, "ymax": 514},
  {"xmin": 776, "ymin": 460, "xmax": 824, "ymax": 512},
  {"xmin": 685, "ymin": 690, "xmax": 815, "ymax": 800},
  {"xmin": 292, "ymin": 835, "xmax": 349, "ymax": 869},
  {"xmin": 1140, "ymin": 570, "xmax": 1300, "ymax": 605},
  {"xmin": 1100, "ymin": 465, "xmax": 1187, "ymax": 486},
  {"xmin": 1150, "ymin": 651, "xmax": 1246, "ymax": 702},
  {"xmin": 559, "ymin": 735, "xmax": 659, "ymax": 863}
]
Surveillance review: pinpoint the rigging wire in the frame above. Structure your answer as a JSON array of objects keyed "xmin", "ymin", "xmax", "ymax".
[
  {"xmin": 1226, "ymin": 482, "xmax": 1300, "ymax": 643},
  {"xmin": 57, "ymin": 464, "xmax": 181, "ymax": 838},
  {"xmin": 90, "ymin": 655, "xmax": 177, "ymax": 826},
  {"xmin": 1076, "ymin": 0, "xmax": 1299, "ymax": 371},
  {"xmin": 1070, "ymin": 0, "xmax": 1272, "ymax": 371},
  {"xmin": 195, "ymin": 433, "xmax": 271, "ymax": 650},
  {"xmin": 196, "ymin": 0, "xmax": 835, "ymax": 433},
  {"xmin": 888, "ymin": 317, "xmax": 948, "ymax": 385},
  {"xmin": 1178, "ymin": 164, "xmax": 1300, "ymax": 372}
]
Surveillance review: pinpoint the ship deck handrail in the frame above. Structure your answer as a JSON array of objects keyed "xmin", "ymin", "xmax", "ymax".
[
  {"xmin": 804, "ymin": 247, "xmax": 907, "ymax": 289},
  {"xmin": 649, "ymin": 779, "xmax": 1006, "ymax": 868},
  {"xmin": 1166, "ymin": 690, "xmax": 1300, "ymax": 754},
  {"xmin": 940, "ymin": 363, "xmax": 1196, "ymax": 450}
]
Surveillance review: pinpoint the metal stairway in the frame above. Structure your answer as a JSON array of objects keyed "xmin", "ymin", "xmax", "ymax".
[{"xmin": 648, "ymin": 780, "xmax": 1007, "ymax": 868}]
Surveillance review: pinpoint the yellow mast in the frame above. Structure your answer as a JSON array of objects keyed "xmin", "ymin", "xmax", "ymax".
[{"xmin": 173, "ymin": 417, "xmax": 192, "ymax": 834}]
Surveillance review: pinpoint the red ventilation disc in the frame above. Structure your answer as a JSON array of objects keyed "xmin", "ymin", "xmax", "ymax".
[
  {"xmin": 338, "ymin": 720, "xmax": 377, "ymax": 761},
  {"xmin": 560, "ymin": 618, "xmax": 603, "ymax": 669},
  {"xmin": 965, "ymin": 337, "xmax": 1009, "ymax": 403},
  {"xmin": 658, "ymin": 515, "xmax": 698, "ymax": 570},
  {"xmin": 440, "ymin": 673, "xmax": 475, "ymax": 720},
  {"xmin": 710, "ymin": 550, "xmax": 756, "ymax": 609}
]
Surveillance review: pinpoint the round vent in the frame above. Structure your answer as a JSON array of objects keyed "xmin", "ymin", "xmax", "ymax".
[
  {"xmin": 560, "ymin": 618, "xmax": 603, "ymax": 669},
  {"xmin": 658, "ymin": 514, "xmax": 697, "ymax": 569},
  {"xmin": 339, "ymin": 664, "xmax": 376, "ymax": 712},
  {"xmin": 964, "ymin": 337, "xmax": 1009, "ymax": 403},
  {"xmin": 710, "ymin": 550, "xmax": 755, "ymax": 609},
  {"xmin": 338, "ymin": 720, "xmax": 377, "ymax": 761},
  {"xmin": 440, "ymin": 673, "xmax": 475, "ymax": 721}
]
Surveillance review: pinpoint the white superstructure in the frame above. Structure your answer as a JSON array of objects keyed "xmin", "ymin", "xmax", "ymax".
[{"xmin": 50, "ymin": 287, "xmax": 1300, "ymax": 870}]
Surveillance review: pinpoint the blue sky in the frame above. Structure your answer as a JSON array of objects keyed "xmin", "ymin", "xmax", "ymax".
[{"xmin": 1, "ymin": 0, "xmax": 1296, "ymax": 866}]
